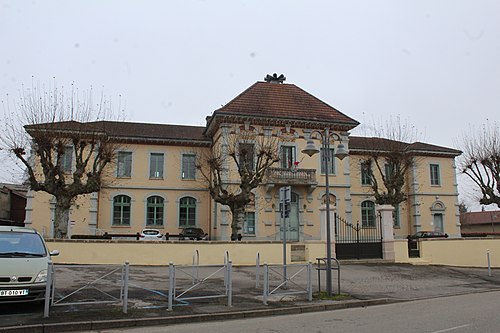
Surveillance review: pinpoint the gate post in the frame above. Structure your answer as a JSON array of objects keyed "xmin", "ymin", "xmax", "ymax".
[
  {"xmin": 377, "ymin": 204, "xmax": 395, "ymax": 261},
  {"xmin": 319, "ymin": 204, "xmax": 336, "ymax": 258}
]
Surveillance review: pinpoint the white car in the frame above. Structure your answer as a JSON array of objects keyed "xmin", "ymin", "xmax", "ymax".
[
  {"xmin": 0, "ymin": 226, "xmax": 59, "ymax": 303},
  {"xmin": 139, "ymin": 229, "xmax": 164, "ymax": 241}
]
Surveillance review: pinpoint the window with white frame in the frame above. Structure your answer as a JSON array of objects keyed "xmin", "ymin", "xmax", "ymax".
[
  {"xmin": 243, "ymin": 212, "xmax": 255, "ymax": 235},
  {"xmin": 179, "ymin": 196, "xmax": 196, "ymax": 227},
  {"xmin": 280, "ymin": 145, "xmax": 295, "ymax": 168},
  {"xmin": 59, "ymin": 146, "xmax": 73, "ymax": 173},
  {"xmin": 320, "ymin": 148, "xmax": 335, "ymax": 174},
  {"xmin": 113, "ymin": 195, "xmax": 131, "ymax": 226},
  {"xmin": 181, "ymin": 154, "xmax": 196, "ymax": 179},
  {"xmin": 149, "ymin": 153, "xmax": 164, "ymax": 179},
  {"xmin": 117, "ymin": 151, "xmax": 132, "ymax": 177},
  {"xmin": 361, "ymin": 160, "xmax": 372, "ymax": 185},
  {"xmin": 430, "ymin": 164, "xmax": 440, "ymax": 185},
  {"xmin": 384, "ymin": 163, "xmax": 393, "ymax": 182},
  {"xmin": 361, "ymin": 200, "xmax": 376, "ymax": 227},
  {"xmin": 243, "ymin": 193, "xmax": 256, "ymax": 235},
  {"xmin": 393, "ymin": 204, "xmax": 400, "ymax": 228},
  {"xmin": 239, "ymin": 143, "xmax": 255, "ymax": 171},
  {"xmin": 146, "ymin": 196, "xmax": 164, "ymax": 226}
]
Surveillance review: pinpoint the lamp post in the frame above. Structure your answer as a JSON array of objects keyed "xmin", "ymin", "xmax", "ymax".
[{"xmin": 302, "ymin": 128, "xmax": 348, "ymax": 296}]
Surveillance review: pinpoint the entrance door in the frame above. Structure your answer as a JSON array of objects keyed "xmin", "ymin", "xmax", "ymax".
[
  {"xmin": 433, "ymin": 213, "xmax": 444, "ymax": 232},
  {"xmin": 286, "ymin": 193, "xmax": 300, "ymax": 241}
]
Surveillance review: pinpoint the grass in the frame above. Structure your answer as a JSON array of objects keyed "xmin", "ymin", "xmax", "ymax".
[{"xmin": 314, "ymin": 291, "xmax": 351, "ymax": 301}]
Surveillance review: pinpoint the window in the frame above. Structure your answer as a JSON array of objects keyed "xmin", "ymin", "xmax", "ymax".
[
  {"xmin": 239, "ymin": 143, "xmax": 255, "ymax": 171},
  {"xmin": 385, "ymin": 163, "xmax": 393, "ymax": 182},
  {"xmin": 430, "ymin": 164, "xmax": 440, "ymax": 185},
  {"xmin": 149, "ymin": 153, "xmax": 164, "ymax": 179},
  {"xmin": 182, "ymin": 154, "xmax": 196, "ymax": 179},
  {"xmin": 117, "ymin": 152, "xmax": 132, "ymax": 177},
  {"xmin": 361, "ymin": 161, "xmax": 372, "ymax": 185},
  {"xmin": 243, "ymin": 212, "xmax": 255, "ymax": 235},
  {"xmin": 59, "ymin": 146, "xmax": 73, "ymax": 173},
  {"xmin": 113, "ymin": 195, "xmax": 131, "ymax": 226},
  {"xmin": 361, "ymin": 201, "xmax": 376, "ymax": 227},
  {"xmin": 280, "ymin": 146, "xmax": 295, "ymax": 168},
  {"xmin": 393, "ymin": 204, "xmax": 400, "ymax": 228},
  {"xmin": 320, "ymin": 148, "xmax": 335, "ymax": 174},
  {"xmin": 146, "ymin": 196, "xmax": 164, "ymax": 226},
  {"xmin": 179, "ymin": 196, "xmax": 196, "ymax": 227}
]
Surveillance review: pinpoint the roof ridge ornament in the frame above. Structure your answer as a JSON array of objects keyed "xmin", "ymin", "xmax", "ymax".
[{"xmin": 264, "ymin": 73, "xmax": 286, "ymax": 84}]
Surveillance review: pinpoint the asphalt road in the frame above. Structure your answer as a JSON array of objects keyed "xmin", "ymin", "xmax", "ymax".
[{"xmin": 81, "ymin": 290, "xmax": 500, "ymax": 333}]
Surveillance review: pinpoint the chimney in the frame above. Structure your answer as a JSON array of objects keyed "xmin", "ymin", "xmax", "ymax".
[{"xmin": 264, "ymin": 73, "xmax": 286, "ymax": 84}]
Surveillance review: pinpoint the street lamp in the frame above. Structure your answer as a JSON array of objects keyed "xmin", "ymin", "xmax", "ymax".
[{"xmin": 302, "ymin": 128, "xmax": 348, "ymax": 296}]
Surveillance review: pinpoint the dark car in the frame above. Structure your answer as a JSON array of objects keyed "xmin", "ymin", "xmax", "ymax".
[
  {"xmin": 179, "ymin": 228, "xmax": 208, "ymax": 241},
  {"xmin": 409, "ymin": 231, "xmax": 448, "ymax": 239}
]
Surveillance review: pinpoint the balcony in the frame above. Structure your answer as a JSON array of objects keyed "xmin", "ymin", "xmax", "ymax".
[{"xmin": 265, "ymin": 167, "xmax": 317, "ymax": 186}]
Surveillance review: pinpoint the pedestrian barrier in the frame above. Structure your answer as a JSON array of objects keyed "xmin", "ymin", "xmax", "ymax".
[
  {"xmin": 168, "ymin": 260, "xmax": 233, "ymax": 311},
  {"xmin": 262, "ymin": 262, "xmax": 313, "ymax": 305},
  {"xmin": 44, "ymin": 261, "xmax": 128, "ymax": 318},
  {"xmin": 43, "ymin": 254, "xmax": 316, "ymax": 317}
]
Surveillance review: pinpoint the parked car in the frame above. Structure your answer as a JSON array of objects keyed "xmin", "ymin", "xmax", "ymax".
[
  {"xmin": 409, "ymin": 231, "xmax": 448, "ymax": 239},
  {"xmin": 139, "ymin": 229, "xmax": 164, "ymax": 241},
  {"xmin": 179, "ymin": 228, "xmax": 208, "ymax": 240},
  {"xmin": 0, "ymin": 226, "xmax": 59, "ymax": 303}
]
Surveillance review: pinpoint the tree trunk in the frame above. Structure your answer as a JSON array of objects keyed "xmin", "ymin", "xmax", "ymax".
[
  {"xmin": 54, "ymin": 198, "xmax": 72, "ymax": 239},
  {"xmin": 230, "ymin": 206, "xmax": 245, "ymax": 241}
]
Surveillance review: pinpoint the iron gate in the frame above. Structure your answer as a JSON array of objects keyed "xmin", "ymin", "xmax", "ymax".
[{"xmin": 334, "ymin": 213, "xmax": 382, "ymax": 260}]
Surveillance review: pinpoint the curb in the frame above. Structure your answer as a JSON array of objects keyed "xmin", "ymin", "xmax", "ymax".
[{"xmin": 0, "ymin": 299, "xmax": 401, "ymax": 333}]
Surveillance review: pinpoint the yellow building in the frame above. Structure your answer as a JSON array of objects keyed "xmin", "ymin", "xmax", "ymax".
[{"xmin": 25, "ymin": 79, "xmax": 461, "ymax": 258}]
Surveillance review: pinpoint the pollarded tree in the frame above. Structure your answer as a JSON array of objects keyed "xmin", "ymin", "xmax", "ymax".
[
  {"xmin": 197, "ymin": 129, "xmax": 280, "ymax": 240},
  {"xmin": 459, "ymin": 122, "xmax": 500, "ymax": 208},
  {"xmin": 356, "ymin": 116, "xmax": 422, "ymax": 206},
  {"xmin": 0, "ymin": 83, "xmax": 122, "ymax": 238}
]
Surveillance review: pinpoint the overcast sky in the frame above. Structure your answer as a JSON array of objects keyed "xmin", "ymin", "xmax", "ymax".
[{"xmin": 1, "ymin": 0, "xmax": 499, "ymax": 210}]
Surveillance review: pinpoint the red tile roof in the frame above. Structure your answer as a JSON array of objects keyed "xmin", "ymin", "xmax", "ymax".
[
  {"xmin": 349, "ymin": 136, "xmax": 461, "ymax": 156},
  {"xmin": 211, "ymin": 82, "xmax": 359, "ymax": 127},
  {"xmin": 461, "ymin": 211, "xmax": 500, "ymax": 225},
  {"xmin": 26, "ymin": 121, "xmax": 210, "ymax": 145}
]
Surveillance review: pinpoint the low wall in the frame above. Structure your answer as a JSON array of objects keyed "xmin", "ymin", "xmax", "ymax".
[
  {"xmin": 45, "ymin": 238, "xmax": 500, "ymax": 267},
  {"xmin": 418, "ymin": 238, "xmax": 500, "ymax": 267},
  {"xmin": 45, "ymin": 240, "xmax": 327, "ymax": 266}
]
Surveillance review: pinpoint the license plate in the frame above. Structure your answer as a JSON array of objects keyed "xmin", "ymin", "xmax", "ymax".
[{"xmin": 0, "ymin": 289, "xmax": 29, "ymax": 297}]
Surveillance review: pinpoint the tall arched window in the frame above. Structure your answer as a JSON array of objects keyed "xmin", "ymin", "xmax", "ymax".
[
  {"xmin": 179, "ymin": 196, "xmax": 196, "ymax": 227},
  {"xmin": 361, "ymin": 201, "xmax": 375, "ymax": 227},
  {"xmin": 147, "ymin": 196, "xmax": 164, "ymax": 226},
  {"xmin": 113, "ymin": 195, "xmax": 131, "ymax": 226}
]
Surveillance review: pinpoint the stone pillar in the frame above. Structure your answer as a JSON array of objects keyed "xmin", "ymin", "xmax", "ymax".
[
  {"xmin": 319, "ymin": 204, "xmax": 336, "ymax": 258},
  {"xmin": 220, "ymin": 206, "xmax": 230, "ymax": 241},
  {"xmin": 377, "ymin": 204, "xmax": 395, "ymax": 261},
  {"xmin": 24, "ymin": 190, "xmax": 34, "ymax": 228},
  {"xmin": 88, "ymin": 192, "xmax": 99, "ymax": 235}
]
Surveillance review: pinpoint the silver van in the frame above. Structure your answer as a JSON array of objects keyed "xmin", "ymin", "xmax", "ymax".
[{"xmin": 0, "ymin": 226, "xmax": 59, "ymax": 303}]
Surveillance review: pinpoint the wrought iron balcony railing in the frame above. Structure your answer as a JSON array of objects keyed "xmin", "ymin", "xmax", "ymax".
[{"xmin": 265, "ymin": 167, "xmax": 317, "ymax": 185}]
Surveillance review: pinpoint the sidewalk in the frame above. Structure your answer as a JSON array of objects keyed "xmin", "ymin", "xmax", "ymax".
[{"xmin": 1, "ymin": 263, "xmax": 499, "ymax": 332}]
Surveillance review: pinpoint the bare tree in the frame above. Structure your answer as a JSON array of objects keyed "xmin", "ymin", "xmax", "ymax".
[
  {"xmin": 355, "ymin": 116, "xmax": 422, "ymax": 206},
  {"xmin": 458, "ymin": 122, "xmax": 500, "ymax": 208},
  {"xmin": 197, "ymin": 129, "xmax": 280, "ymax": 240},
  {"xmin": 0, "ymin": 83, "xmax": 123, "ymax": 238}
]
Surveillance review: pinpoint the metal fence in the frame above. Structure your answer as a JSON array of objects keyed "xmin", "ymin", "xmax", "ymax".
[
  {"xmin": 44, "ymin": 261, "xmax": 128, "ymax": 318},
  {"xmin": 167, "ymin": 261, "xmax": 232, "ymax": 310},
  {"xmin": 261, "ymin": 262, "xmax": 313, "ymax": 305},
  {"xmin": 43, "ymin": 252, "xmax": 318, "ymax": 317}
]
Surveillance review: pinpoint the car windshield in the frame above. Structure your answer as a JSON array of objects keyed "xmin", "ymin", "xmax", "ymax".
[{"xmin": 0, "ymin": 232, "xmax": 47, "ymax": 256}]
